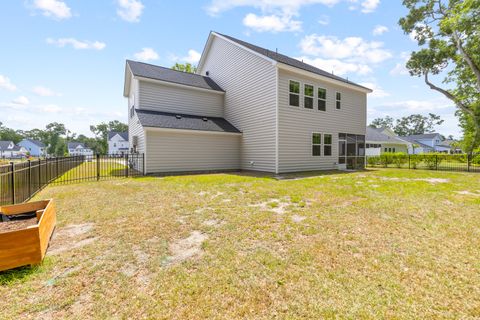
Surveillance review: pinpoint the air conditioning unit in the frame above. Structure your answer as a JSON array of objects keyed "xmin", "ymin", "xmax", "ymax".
[{"xmin": 132, "ymin": 135, "xmax": 138, "ymax": 147}]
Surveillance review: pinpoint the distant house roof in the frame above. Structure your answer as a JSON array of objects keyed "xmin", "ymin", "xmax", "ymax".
[
  {"xmin": 401, "ymin": 133, "xmax": 440, "ymax": 140},
  {"xmin": 126, "ymin": 60, "xmax": 224, "ymax": 92},
  {"xmin": 135, "ymin": 109, "xmax": 241, "ymax": 134},
  {"xmin": 213, "ymin": 32, "xmax": 371, "ymax": 92},
  {"xmin": 108, "ymin": 131, "xmax": 128, "ymax": 141},
  {"xmin": 11, "ymin": 146, "xmax": 25, "ymax": 152},
  {"xmin": 21, "ymin": 138, "xmax": 45, "ymax": 147},
  {"xmin": 68, "ymin": 142, "xmax": 87, "ymax": 149},
  {"xmin": 366, "ymin": 127, "xmax": 410, "ymax": 144},
  {"xmin": 399, "ymin": 136, "xmax": 434, "ymax": 149},
  {"xmin": 0, "ymin": 141, "xmax": 14, "ymax": 151}
]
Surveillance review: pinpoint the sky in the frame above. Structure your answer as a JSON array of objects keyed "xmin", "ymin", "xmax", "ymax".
[{"xmin": 0, "ymin": 0, "xmax": 461, "ymax": 138}]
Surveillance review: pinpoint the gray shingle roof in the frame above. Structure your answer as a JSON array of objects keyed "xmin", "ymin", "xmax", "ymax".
[
  {"xmin": 366, "ymin": 127, "xmax": 410, "ymax": 144},
  {"xmin": 399, "ymin": 136, "xmax": 434, "ymax": 149},
  {"xmin": 0, "ymin": 141, "xmax": 14, "ymax": 151},
  {"xmin": 126, "ymin": 60, "xmax": 224, "ymax": 92},
  {"xmin": 68, "ymin": 142, "xmax": 86, "ymax": 149},
  {"xmin": 216, "ymin": 32, "xmax": 371, "ymax": 91},
  {"xmin": 400, "ymin": 133, "xmax": 439, "ymax": 140},
  {"xmin": 135, "ymin": 109, "xmax": 241, "ymax": 134},
  {"xmin": 22, "ymin": 138, "xmax": 45, "ymax": 147},
  {"xmin": 108, "ymin": 131, "xmax": 128, "ymax": 141}
]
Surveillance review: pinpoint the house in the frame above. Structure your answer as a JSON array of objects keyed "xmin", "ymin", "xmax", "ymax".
[
  {"xmin": 108, "ymin": 131, "xmax": 129, "ymax": 155},
  {"xmin": 400, "ymin": 133, "xmax": 447, "ymax": 154},
  {"xmin": 123, "ymin": 32, "xmax": 372, "ymax": 174},
  {"xmin": 68, "ymin": 142, "xmax": 94, "ymax": 157},
  {"xmin": 365, "ymin": 127, "xmax": 412, "ymax": 156},
  {"xmin": 18, "ymin": 139, "xmax": 47, "ymax": 157},
  {"xmin": 0, "ymin": 141, "xmax": 28, "ymax": 158}
]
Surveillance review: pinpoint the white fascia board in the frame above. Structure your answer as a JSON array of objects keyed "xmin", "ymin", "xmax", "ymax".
[
  {"xmin": 135, "ymin": 76, "xmax": 225, "ymax": 95},
  {"xmin": 276, "ymin": 63, "xmax": 372, "ymax": 94},
  {"xmin": 144, "ymin": 127, "xmax": 242, "ymax": 136},
  {"xmin": 123, "ymin": 63, "xmax": 133, "ymax": 97}
]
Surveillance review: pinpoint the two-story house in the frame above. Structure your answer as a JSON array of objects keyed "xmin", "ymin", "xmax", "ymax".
[
  {"xmin": 401, "ymin": 133, "xmax": 443, "ymax": 154},
  {"xmin": 123, "ymin": 32, "xmax": 372, "ymax": 174},
  {"xmin": 68, "ymin": 142, "xmax": 94, "ymax": 157},
  {"xmin": 0, "ymin": 141, "xmax": 27, "ymax": 158},
  {"xmin": 18, "ymin": 139, "xmax": 47, "ymax": 157},
  {"xmin": 108, "ymin": 131, "xmax": 129, "ymax": 155}
]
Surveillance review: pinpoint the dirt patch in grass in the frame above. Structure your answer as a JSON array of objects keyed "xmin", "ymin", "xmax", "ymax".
[
  {"xmin": 455, "ymin": 190, "xmax": 480, "ymax": 196},
  {"xmin": 164, "ymin": 231, "xmax": 208, "ymax": 265},
  {"xmin": 202, "ymin": 219, "xmax": 223, "ymax": 227},
  {"xmin": 291, "ymin": 214, "xmax": 306, "ymax": 223},
  {"xmin": 380, "ymin": 177, "xmax": 450, "ymax": 184},
  {"xmin": 48, "ymin": 223, "xmax": 97, "ymax": 255}
]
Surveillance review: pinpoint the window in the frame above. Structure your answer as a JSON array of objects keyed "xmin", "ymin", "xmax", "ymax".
[
  {"xmin": 114, "ymin": 143, "xmax": 117, "ymax": 147},
  {"xmin": 336, "ymin": 92, "xmax": 341, "ymax": 109},
  {"xmin": 312, "ymin": 133, "xmax": 322, "ymax": 156},
  {"xmin": 304, "ymin": 84, "xmax": 314, "ymax": 109},
  {"xmin": 289, "ymin": 80, "xmax": 300, "ymax": 107},
  {"xmin": 324, "ymin": 134, "xmax": 332, "ymax": 156},
  {"xmin": 130, "ymin": 106, "xmax": 134, "ymax": 118},
  {"xmin": 318, "ymin": 88, "xmax": 326, "ymax": 111},
  {"xmin": 392, "ymin": 147, "xmax": 396, "ymax": 153}
]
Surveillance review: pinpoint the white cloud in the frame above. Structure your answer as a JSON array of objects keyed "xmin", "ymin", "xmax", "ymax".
[
  {"xmin": 381, "ymin": 99, "xmax": 452, "ymax": 112},
  {"xmin": 318, "ymin": 15, "xmax": 330, "ymax": 25},
  {"xmin": 360, "ymin": 0, "xmax": 380, "ymax": 13},
  {"xmin": 372, "ymin": 25, "xmax": 388, "ymax": 36},
  {"xmin": 295, "ymin": 56, "xmax": 372, "ymax": 76},
  {"xmin": 390, "ymin": 52, "xmax": 410, "ymax": 76},
  {"xmin": 32, "ymin": 0, "xmax": 72, "ymax": 19},
  {"xmin": 359, "ymin": 82, "xmax": 389, "ymax": 98},
  {"xmin": 300, "ymin": 34, "xmax": 392, "ymax": 64},
  {"xmin": 41, "ymin": 104, "xmax": 62, "ymax": 113},
  {"xmin": 0, "ymin": 75, "xmax": 17, "ymax": 91},
  {"xmin": 243, "ymin": 13, "xmax": 301, "ymax": 32},
  {"xmin": 117, "ymin": 0, "xmax": 144, "ymax": 23},
  {"xmin": 46, "ymin": 38, "xmax": 106, "ymax": 50},
  {"xmin": 133, "ymin": 48, "xmax": 159, "ymax": 61},
  {"xmin": 12, "ymin": 96, "xmax": 30, "ymax": 105},
  {"xmin": 33, "ymin": 86, "xmax": 61, "ymax": 97},
  {"xmin": 182, "ymin": 49, "xmax": 201, "ymax": 64}
]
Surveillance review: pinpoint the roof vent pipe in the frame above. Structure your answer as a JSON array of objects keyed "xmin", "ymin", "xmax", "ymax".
[{"xmin": 175, "ymin": 115, "xmax": 182, "ymax": 119}]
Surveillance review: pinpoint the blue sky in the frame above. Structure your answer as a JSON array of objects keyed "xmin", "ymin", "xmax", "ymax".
[{"xmin": 0, "ymin": 0, "xmax": 460, "ymax": 137}]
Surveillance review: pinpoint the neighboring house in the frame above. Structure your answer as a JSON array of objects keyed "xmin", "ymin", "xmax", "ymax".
[
  {"xmin": 438, "ymin": 139, "xmax": 463, "ymax": 154},
  {"xmin": 0, "ymin": 141, "xmax": 27, "ymax": 158},
  {"xmin": 123, "ymin": 31, "xmax": 372, "ymax": 174},
  {"xmin": 365, "ymin": 127, "xmax": 412, "ymax": 156},
  {"xmin": 18, "ymin": 139, "xmax": 47, "ymax": 157},
  {"xmin": 108, "ymin": 131, "xmax": 129, "ymax": 155},
  {"xmin": 68, "ymin": 142, "xmax": 94, "ymax": 157},
  {"xmin": 400, "ymin": 133, "xmax": 449, "ymax": 154}
]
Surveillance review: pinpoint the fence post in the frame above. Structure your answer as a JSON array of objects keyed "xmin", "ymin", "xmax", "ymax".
[
  {"xmin": 39, "ymin": 159, "xmax": 42, "ymax": 189},
  {"xmin": 56, "ymin": 157, "xmax": 59, "ymax": 178},
  {"xmin": 143, "ymin": 153, "xmax": 145, "ymax": 175},
  {"xmin": 10, "ymin": 162, "xmax": 15, "ymax": 205},
  {"xmin": 467, "ymin": 153, "xmax": 471, "ymax": 172},
  {"xmin": 28, "ymin": 160, "xmax": 32, "ymax": 198},
  {"xmin": 125, "ymin": 154, "xmax": 129, "ymax": 178},
  {"xmin": 435, "ymin": 154, "xmax": 438, "ymax": 170},
  {"xmin": 96, "ymin": 153, "xmax": 100, "ymax": 181}
]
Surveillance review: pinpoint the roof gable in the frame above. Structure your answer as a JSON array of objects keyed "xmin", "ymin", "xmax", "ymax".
[
  {"xmin": 108, "ymin": 131, "xmax": 128, "ymax": 141},
  {"xmin": 0, "ymin": 141, "xmax": 14, "ymax": 151}
]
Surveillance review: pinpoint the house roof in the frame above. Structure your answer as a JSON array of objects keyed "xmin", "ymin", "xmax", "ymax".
[
  {"xmin": 135, "ymin": 109, "xmax": 241, "ymax": 134},
  {"xmin": 11, "ymin": 146, "xmax": 25, "ymax": 152},
  {"xmin": 22, "ymin": 138, "xmax": 45, "ymax": 147},
  {"xmin": 399, "ymin": 136, "xmax": 434, "ymax": 149},
  {"xmin": 67, "ymin": 142, "xmax": 86, "ymax": 149},
  {"xmin": 214, "ymin": 32, "xmax": 371, "ymax": 92},
  {"xmin": 401, "ymin": 133, "xmax": 440, "ymax": 140},
  {"xmin": 108, "ymin": 131, "xmax": 128, "ymax": 141},
  {"xmin": 126, "ymin": 60, "xmax": 224, "ymax": 92},
  {"xmin": 366, "ymin": 127, "xmax": 410, "ymax": 144},
  {"xmin": 0, "ymin": 141, "xmax": 14, "ymax": 151}
]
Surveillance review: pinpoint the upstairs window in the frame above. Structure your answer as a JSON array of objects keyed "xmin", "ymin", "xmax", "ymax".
[
  {"xmin": 289, "ymin": 80, "xmax": 300, "ymax": 107},
  {"xmin": 318, "ymin": 88, "xmax": 326, "ymax": 111},
  {"xmin": 130, "ymin": 106, "xmax": 135, "ymax": 118},
  {"xmin": 324, "ymin": 134, "xmax": 332, "ymax": 156},
  {"xmin": 312, "ymin": 133, "xmax": 322, "ymax": 156},
  {"xmin": 336, "ymin": 92, "xmax": 342, "ymax": 109},
  {"xmin": 304, "ymin": 84, "xmax": 314, "ymax": 109}
]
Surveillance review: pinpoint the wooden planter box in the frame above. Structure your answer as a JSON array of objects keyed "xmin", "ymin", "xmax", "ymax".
[{"xmin": 0, "ymin": 199, "xmax": 56, "ymax": 272}]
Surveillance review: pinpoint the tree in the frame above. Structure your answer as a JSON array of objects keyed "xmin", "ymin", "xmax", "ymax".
[
  {"xmin": 90, "ymin": 120, "xmax": 128, "ymax": 154},
  {"xmin": 370, "ymin": 116, "xmax": 395, "ymax": 129},
  {"xmin": 393, "ymin": 113, "xmax": 444, "ymax": 136},
  {"xmin": 44, "ymin": 122, "xmax": 67, "ymax": 156},
  {"xmin": 399, "ymin": 0, "xmax": 480, "ymax": 152},
  {"xmin": 0, "ymin": 122, "xmax": 23, "ymax": 143},
  {"xmin": 172, "ymin": 63, "xmax": 197, "ymax": 73}
]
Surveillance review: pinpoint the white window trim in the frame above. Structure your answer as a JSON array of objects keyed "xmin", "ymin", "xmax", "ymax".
[
  {"xmin": 335, "ymin": 91, "xmax": 342, "ymax": 110},
  {"xmin": 288, "ymin": 79, "xmax": 301, "ymax": 107},
  {"xmin": 323, "ymin": 133, "xmax": 333, "ymax": 157},
  {"xmin": 312, "ymin": 132, "xmax": 322, "ymax": 157},
  {"xmin": 317, "ymin": 87, "xmax": 327, "ymax": 111},
  {"xmin": 303, "ymin": 83, "xmax": 315, "ymax": 110}
]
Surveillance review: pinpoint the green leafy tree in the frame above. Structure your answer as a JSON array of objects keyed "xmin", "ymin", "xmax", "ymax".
[
  {"xmin": 394, "ymin": 113, "xmax": 444, "ymax": 136},
  {"xmin": 45, "ymin": 122, "xmax": 67, "ymax": 156},
  {"xmin": 172, "ymin": 63, "xmax": 197, "ymax": 73},
  {"xmin": 369, "ymin": 116, "xmax": 395, "ymax": 129},
  {"xmin": 399, "ymin": 0, "xmax": 480, "ymax": 152},
  {"xmin": 0, "ymin": 122, "xmax": 23, "ymax": 143}
]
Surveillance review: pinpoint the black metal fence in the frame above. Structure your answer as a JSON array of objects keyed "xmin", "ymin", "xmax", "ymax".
[
  {"xmin": 0, "ymin": 154, "xmax": 144, "ymax": 206},
  {"xmin": 366, "ymin": 153, "xmax": 480, "ymax": 173}
]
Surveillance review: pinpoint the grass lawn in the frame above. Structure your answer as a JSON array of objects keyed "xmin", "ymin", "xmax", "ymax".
[{"xmin": 1, "ymin": 168, "xmax": 479, "ymax": 319}]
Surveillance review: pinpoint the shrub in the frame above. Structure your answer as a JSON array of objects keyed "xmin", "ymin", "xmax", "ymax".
[
  {"xmin": 367, "ymin": 156, "xmax": 380, "ymax": 166},
  {"xmin": 392, "ymin": 152, "xmax": 408, "ymax": 168}
]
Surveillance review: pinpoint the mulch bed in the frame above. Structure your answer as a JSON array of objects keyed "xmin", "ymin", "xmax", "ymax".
[{"xmin": 0, "ymin": 217, "xmax": 38, "ymax": 233}]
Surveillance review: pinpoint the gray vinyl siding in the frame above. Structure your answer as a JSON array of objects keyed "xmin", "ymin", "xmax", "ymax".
[
  {"xmin": 128, "ymin": 78, "xmax": 145, "ymax": 154},
  {"xmin": 145, "ymin": 130, "xmax": 240, "ymax": 173},
  {"xmin": 199, "ymin": 36, "xmax": 277, "ymax": 172},
  {"xmin": 138, "ymin": 80, "xmax": 224, "ymax": 117},
  {"xmin": 277, "ymin": 69, "xmax": 367, "ymax": 173}
]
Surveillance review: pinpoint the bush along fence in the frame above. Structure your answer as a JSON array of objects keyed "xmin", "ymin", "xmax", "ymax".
[
  {"xmin": 0, "ymin": 154, "xmax": 145, "ymax": 206},
  {"xmin": 366, "ymin": 152, "xmax": 480, "ymax": 173}
]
